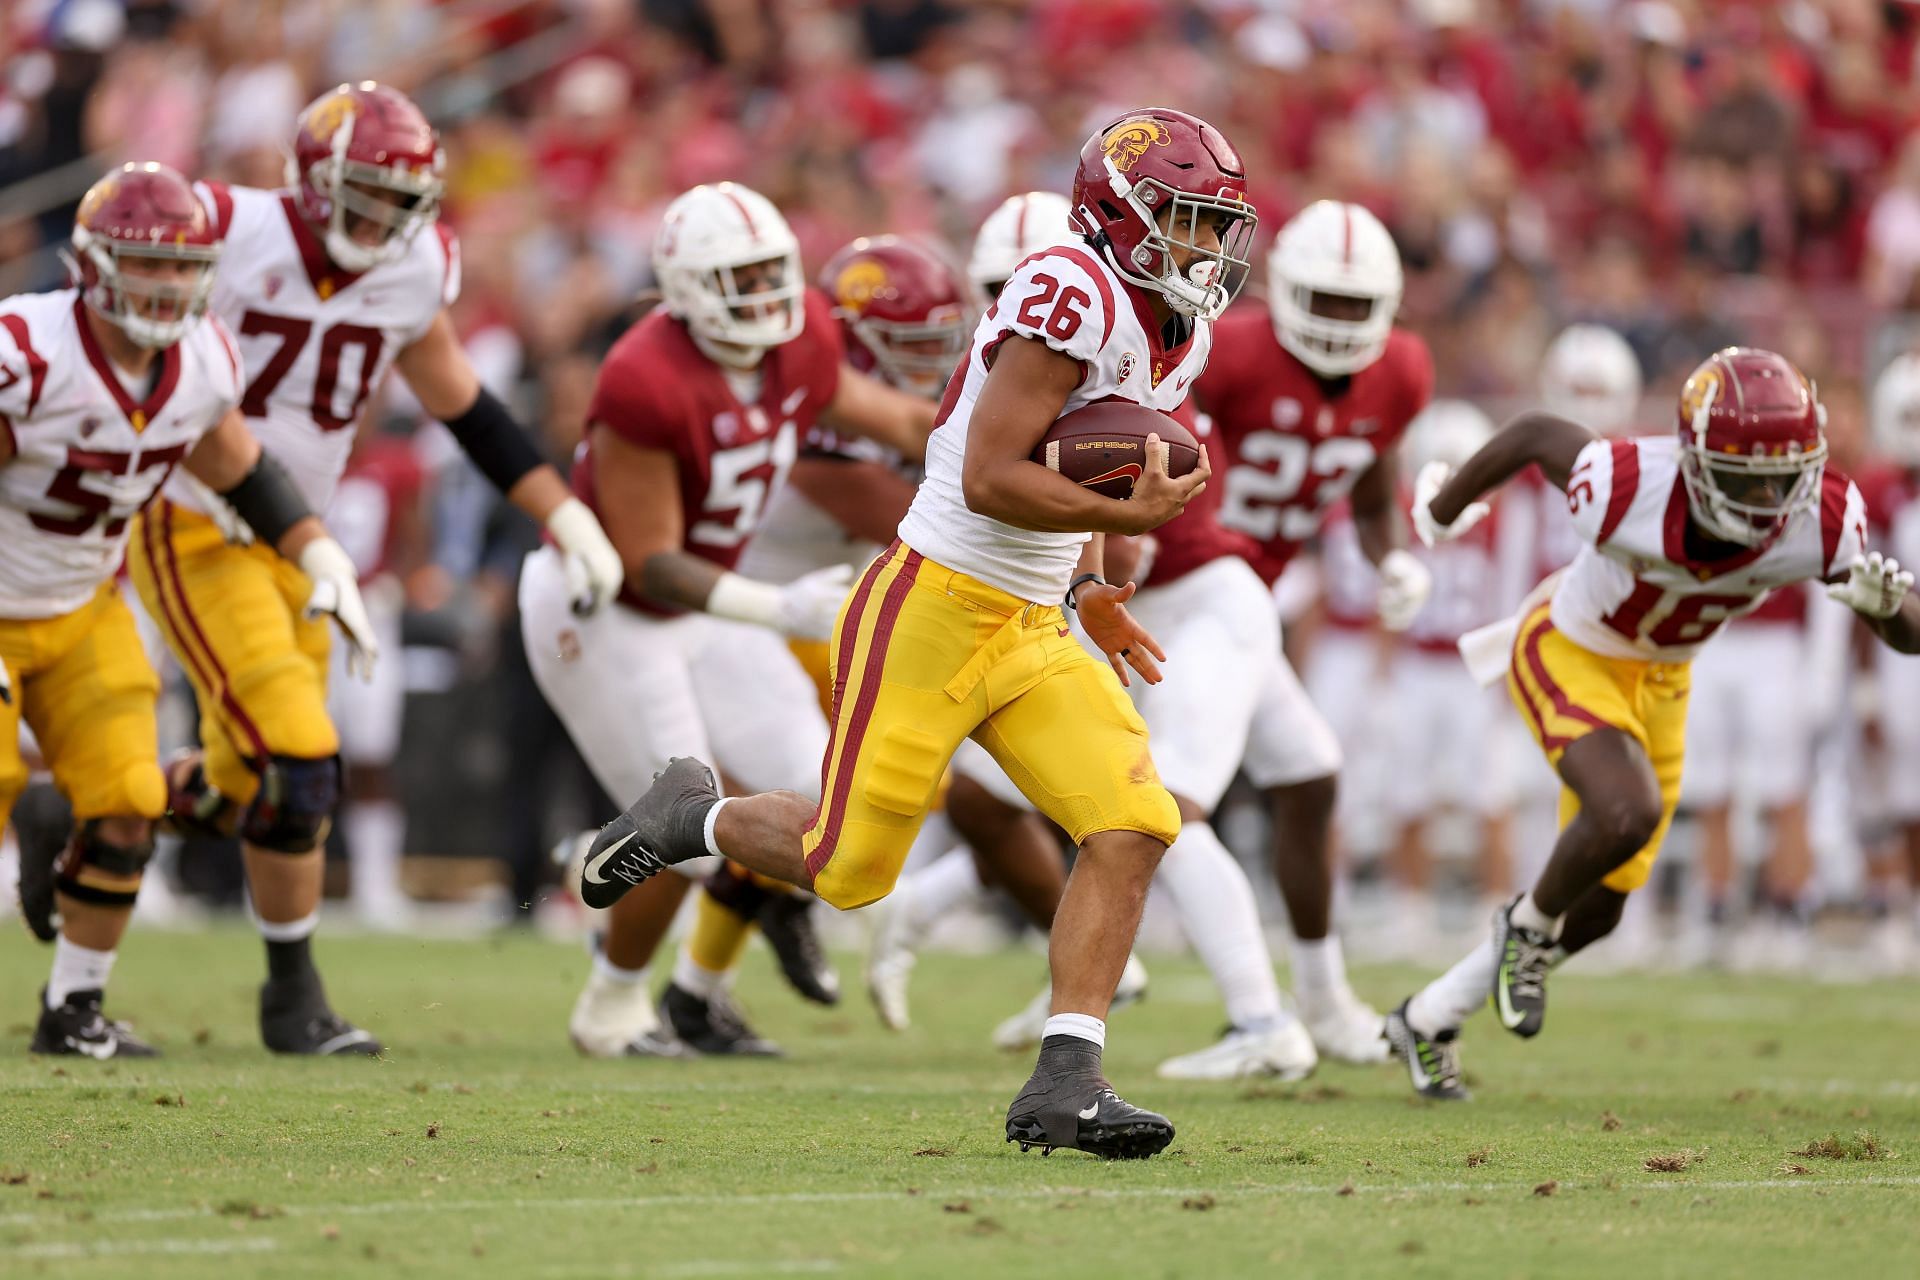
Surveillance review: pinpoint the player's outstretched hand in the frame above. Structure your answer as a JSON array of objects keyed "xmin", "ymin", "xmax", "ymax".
[
  {"xmin": 1077, "ymin": 579, "xmax": 1166, "ymax": 687},
  {"xmin": 549, "ymin": 497, "xmax": 624, "ymax": 616},
  {"xmin": 1125, "ymin": 436, "xmax": 1210, "ymax": 534},
  {"xmin": 1412, "ymin": 461, "xmax": 1490, "ymax": 548},
  {"xmin": 777, "ymin": 564, "xmax": 856, "ymax": 641},
  {"xmin": 299, "ymin": 537, "xmax": 381, "ymax": 681},
  {"xmin": 1828, "ymin": 551, "xmax": 1914, "ymax": 619},
  {"xmin": 1375, "ymin": 549, "xmax": 1433, "ymax": 632}
]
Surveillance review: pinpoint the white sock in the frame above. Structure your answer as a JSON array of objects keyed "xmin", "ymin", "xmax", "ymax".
[
  {"xmin": 252, "ymin": 907, "xmax": 319, "ymax": 943},
  {"xmin": 671, "ymin": 947, "xmax": 727, "ymax": 999},
  {"xmin": 47, "ymin": 936, "xmax": 116, "ymax": 1008},
  {"xmin": 1511, "ymin": 892, "xmax": 1564, "ymax": 940},
  {"xmin": 702, "ymin": 797, "xmax": 733, "ymax": 859},
  {"xmin": 590, "ymin": 950, "xmax": 646, "ymax": 986},
  {"xmin": 1288, "ymin": 934, "xmax": 1351, "ymax": 1004},
  {"xmin": 1405, "ymin": 937, "xmax": 1497, "ymax": 1038},
  {"xmin": 900, "ymin": 848, "xmax": 986, "ymax": 933},
  {"xmin": 1043, "ymin": 1012, "xmax": 1105, "ymax": 1048},
  {"xmin": 346, "ymin": 799, "xmax": 406, "ymax": 912},
  {"xmin": 1156, "ymin": 822, "xmax": 1286, "ymax": 1031}
]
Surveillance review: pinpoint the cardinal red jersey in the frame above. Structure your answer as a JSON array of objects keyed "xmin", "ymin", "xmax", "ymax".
[
  {"xmin": 1140, "ymin": 398, "xmax": 1263, "ymax": 588},
  {"xmin": 573, "ymin": 289, "xmax": 844, "ymax": 615},
  {"xmin": 325, "ymin": 435, "xmax": 425, "ymax": 583},
  {"xmin": 1201, "ymin": 313, "xmax": 1433, "ymax": 585}
]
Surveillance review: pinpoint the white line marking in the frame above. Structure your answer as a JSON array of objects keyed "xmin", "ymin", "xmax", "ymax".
[
  {"xmin": 5, "ymin": 1237, "xmax": 280, "ymax": 1259},
  {"xmin": 2, "ymin": 1175, "xmax": 1915, "ymax": 1231}
]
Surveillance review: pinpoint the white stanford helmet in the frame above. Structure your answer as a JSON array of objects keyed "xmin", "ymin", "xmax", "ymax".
[
  {"xmin": 1541, "ymin": 323, "xmax": 1643, "ymax": 435},
  {"xmin": 1404, "ymin": 399, "xmax": 1497, "ymax": 477},
  {"xmin": 969, "ymin": 191, "xmax": 1074, "ymax": 297},
  {"xmin": 1268, "ymin": 200, "xmax": 1403, "ymax": 378},
  {"xmin": 1872, "ymin": 351, "xmax": 1920, "ymax": 468},
  {"xmin": 653, "ymin": 182, "xmax": 805, "ymax": 360}
]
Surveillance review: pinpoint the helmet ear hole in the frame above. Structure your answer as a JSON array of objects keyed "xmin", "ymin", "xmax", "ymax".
[{"xmin": 1098, "ymin": 199, "xmax": 1124, "ymax": 223}]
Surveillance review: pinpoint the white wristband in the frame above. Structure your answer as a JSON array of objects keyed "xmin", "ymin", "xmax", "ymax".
[{"xmin": 706, "ymin": 571, "xmax": 785, "ymax": 630}]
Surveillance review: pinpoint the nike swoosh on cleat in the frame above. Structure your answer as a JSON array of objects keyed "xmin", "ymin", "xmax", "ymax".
[
  {"xmin": 1494, "ymin": 964, "xmax": 1524, "ymax": 1027},
  {"xmin": 1077, "ymin": 1102, "xmax": 1100, "ymax": 1120},
  {"xmin": 583, "ymin": 833, "xmax": 637, "ymax": 885}
]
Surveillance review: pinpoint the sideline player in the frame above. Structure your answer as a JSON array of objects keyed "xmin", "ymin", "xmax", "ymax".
[
  {"xmin": 524, "ymin": 185, "xmax": 936, "ymax": 1057},
  {"xmin": 582, "ymin": 109, "xmax": 1248, "ymax": 1158},
  {"xmin": 1203, "ymin": 200, "xmax": 1434, "ymax": 1062},
  {"xmin": 1387, "ymin": 348, "xmax": 1920, "ymax": 1099},
  {"xmin": 126, "ymin": 83, "xmax": 624, "ymax": 1056},
  {"xmin": 4, "ymin": 163, "xmax": 374, "ymax": 1055}
]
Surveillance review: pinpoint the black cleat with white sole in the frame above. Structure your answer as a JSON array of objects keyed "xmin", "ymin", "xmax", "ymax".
[
  {"xmin": 756, "ymin": 893, "xmax": 840, "ymax": 1006},
  {"xmin": 1384, "ymin": 1000, "xmax": 1469, "ymax": 1101},
  {"xmin": 579, "ymin": 758, "xmax": 719, "ymax": 909},
  {"xmin": 31, "ymin": 989, "xmax": 158, "ymax": 1058},
  {"xmin": 1491, "ymin": 898, "xmax": 1561, "ymax": 1039},
  {"xmin": 658, "ymin": 982, "xmax": 783, "ymax": 1057},
  {"xmin": 261, "ymin": 976, "xmax": 382, "ymax": 1056},
  {"xmin": 1005, "ymin": 1035, "xmax": 1173, "ymax": 1159}
]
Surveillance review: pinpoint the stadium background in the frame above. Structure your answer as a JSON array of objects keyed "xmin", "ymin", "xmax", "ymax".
[{"xmin": 4, "ymin": 0, "xmax": 1918, "ymax": 967}]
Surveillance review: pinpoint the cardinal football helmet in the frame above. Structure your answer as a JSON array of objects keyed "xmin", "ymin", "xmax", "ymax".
[
  {"xmin": 69, "ymin": 162, "xmax": 220, "ymax": 349},
  {"xmin": 1676, "ymin": 347, "xmax": 1827, "ymax": 547},
  {"xmin": 1541, "ymin": 324, "xmax": 1642, "ymax": 435},
  {"xmin": 1268, "ymin": 200, "xmax": 1402, "ymax": 379},
  {"xmin": 969, "ymin": 191, "xmax": 1074, "ymax": 298},
  {"xmin": 289, "ymin": 81, "xmax": 444, "ymax": 274},
  {"xmin": 654, "ymin": 183, "xmax": 805, "ymax": 364},
  {"xmin": 821, "ymin": 236, "xmax": 976, "ymax": 399}
]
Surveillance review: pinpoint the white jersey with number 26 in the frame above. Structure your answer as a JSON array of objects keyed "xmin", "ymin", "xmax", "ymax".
[{"xmin": 898, "ymin": 244, "xmax": 1209, "ymax": 604}]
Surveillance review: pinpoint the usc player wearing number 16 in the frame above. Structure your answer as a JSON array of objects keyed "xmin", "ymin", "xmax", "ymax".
[
  {"xmin": 123, "ymin": 83, "xmax": 623, "ymax": 1057},
  {"xmin": 2, "ymin": 163, "xmax": 374, "ymax": 1057},
  {"xmin": 1383, "ymin": 347, "xmax": 1920, "ymax": 1101}
]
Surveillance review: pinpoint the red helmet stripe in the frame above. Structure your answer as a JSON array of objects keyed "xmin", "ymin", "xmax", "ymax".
[
  {"xmin": 1341, "ymin": 204, "xmax": 1353, "ymax": 265},
  {"xmin": 1016, "ymin": 197, "xmax": 1029, "ymax": 250},
  {"xmin": 721, "ymin": 188, "xmax": 759, "ymax": 241}
]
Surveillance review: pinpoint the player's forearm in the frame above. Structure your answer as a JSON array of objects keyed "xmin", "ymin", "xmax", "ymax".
[
  {"xmin": 1432, "ymin": 412, "xmax": 1593, "ymax": 523},
  {"xmin": 820, "ymin": 373, "xmax": 936, "ymax": 464},
  {"xmin": 788, "ymin": 456, "xmax": 916, "ymax": 545},
  {"xmin": 638, "ymin": 549, "xmax": 726, "ymax": 613},
  {"xmin": 505, "ymin": 465, "xmax": 573, "ymax": 524},
  {"xmin": 962, "ymin": 457, "xmax": 1146, "ymax": 535},
  {"xmin": 1864, "ymin": 592, "xmax": 1920, "ymax": 654}
]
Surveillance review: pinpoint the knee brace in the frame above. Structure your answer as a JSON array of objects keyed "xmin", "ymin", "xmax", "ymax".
[
  {"xmin": 240, "ymin": 754, "xmax": 341, "ymax": 854},
  {"xmin": 161, "ymin": 751, "xmax": 241, "ymax": 839},
  {"xmin": 54, "ymin": 819, "xmax": 156, "ymax": 909},
  {"xmin": 700, "ymin": 862, "xmax": 770, "ymax": 921}
]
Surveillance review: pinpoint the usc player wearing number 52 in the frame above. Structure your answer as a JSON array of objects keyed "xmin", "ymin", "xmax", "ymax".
[
  {"xmin": 1384, "ymin": 348, "xmax": 1920, "ymax": 1101},
  {"xmin": 1, "ymin": 163, "xmax": 374, "ymax": 1057},
  {"xmin": 124, "ymin": 83, "xmax": 622, "ymax": 1057}
]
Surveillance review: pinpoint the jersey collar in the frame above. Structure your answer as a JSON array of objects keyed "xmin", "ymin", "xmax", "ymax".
[
  {"xmin": 1660, "ymin": 470, "xmax": 1780, "ymax": 579},
  {"xmin": 71, "ymin": 296, "xmax": 181, "ymax": 433},
  {"xmin": 280, "ymin": 193, "xmax": 365, "ymax": 301}
]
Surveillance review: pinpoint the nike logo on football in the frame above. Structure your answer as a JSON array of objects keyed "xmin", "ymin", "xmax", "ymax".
[
  {"xmin": 583, "ymin": 832, "xmax": 636, "ymax": 884},
  {"xmin": 1077, "ymin": 1102, "xmax": 1100, "ymax": 1120}
]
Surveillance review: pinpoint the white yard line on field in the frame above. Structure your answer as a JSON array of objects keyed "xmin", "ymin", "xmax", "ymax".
[
  {"xmin": 4, "ymin": 1236, "xmax": 280, "ymax": 1259},
  {"xmin": 2, "ymin": 1174, "xmax": 1917, "ymax": 1233}
]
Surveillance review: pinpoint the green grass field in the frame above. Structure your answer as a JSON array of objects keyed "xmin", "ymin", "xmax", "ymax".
[{"xmin": 0, "ymin": 925, "xmax": 1914, "ymax": 1279}]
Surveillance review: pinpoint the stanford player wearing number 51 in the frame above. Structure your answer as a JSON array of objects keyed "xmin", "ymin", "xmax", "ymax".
[
  {"xmin": 580, "ymin": 108, "xmax": 1247, "ymax": 1159},
  {"xmin": 1382, "ymin": 347, "xmax": 1920, "ymax": 1102},
  {"xmin": 2, "ymin": 163, "xmax": 375, "ymax": 1057},
  {"xmin": 123, "ymin": 82, "xmax": 623, "ymax": 1058}
]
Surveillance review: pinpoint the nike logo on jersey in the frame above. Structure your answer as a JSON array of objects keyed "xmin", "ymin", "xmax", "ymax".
[
  {"xmin": 583, "ymin": 833, "xmax": 636, "ymax": 884},
  {"xmin": 1077, "ymin": 1102, "xmax": 1101, "ymax": 1120}
]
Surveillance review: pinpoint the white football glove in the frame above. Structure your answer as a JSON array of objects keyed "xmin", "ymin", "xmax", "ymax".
[
  {"xmin": 774, "ymin": 564, "xmax": 856, "ymax": 640},
  {"xmin": 547, "ymin": 496, "xmax": 624, "ymax": 617},
  {"xmin": 1375, "ymin": 548, "xmax": 1433, "ymax": 632},
  {"xmin": 1412, "ymin": 460, "xmax": 1490, "ymax": 549},
  {"xmin": 299, "ymin": 536, "xmax": 380, "ymax": 681},
  {"xmin": 1827, "ymin": 551, "xmax": 1914, "ymax": 620}
]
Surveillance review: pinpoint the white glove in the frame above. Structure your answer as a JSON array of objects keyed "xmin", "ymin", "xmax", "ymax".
[
  {"xmin": 708, "ymin": 564, "xmax": 855, "ymax": 641},
  {"xmin": 299, "ymin": 536, "xmax": 380, "ymax": 681},
  {"xmin": 547, "ymin": 497, "xmax": 623, "ymax": 617},
  {"xmin": 1375, "ymin": 548, "xmax": 1433, "ymax": 632},
  {"xmin": 1412, "ymin": 460, "xmax": 1490, "ymax": 549},
  {"xmin": 1827, "ymin": 551, "xmax": 1914, "ymax": 620}
]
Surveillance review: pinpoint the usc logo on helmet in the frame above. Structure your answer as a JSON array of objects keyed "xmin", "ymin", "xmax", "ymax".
[
  {"xmin": 1679, "ymin": 363, "xmax": 1722, "ymax": 428},
  {"xmin": 302, "ymin": 90, "xmax": 357, "ymax": 143},
  {"xmin": 1100, "ymin": 118, "xmax": 1171, "ymax": 173},
  {"xmin": 833, "ymin": 260, "xmax": 890, "ymax": 312},
  {"xmin": 76, "ymin": 175, "xmax": 120, "ymax": 225}
]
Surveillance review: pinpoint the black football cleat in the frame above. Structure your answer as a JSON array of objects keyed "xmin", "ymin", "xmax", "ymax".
[
  {"xmin": 1384, "ymin": 1000, "xmax": 1469, "ymax": 1101},
  {"xmin": 260, "ymin": 976, "xmax": 382, "ymax": 1056},
  {"xmin": 658, "ymin": 983, "xmax": 783, "ymax": 1057},
  {"xmin": 12, "ymin": 783, "xmax": 73, "ymax": 943},
  {"xmin": 1491, "ymin": 899, "xmax": 1561, "ymax": 1039},
  {"xmin": 579, "ymin": 758, "xmax": 719, "ymax": 909},
  {"xmin": 756, "ymin": 892, "xmax": 841, "ymax": 1006},
  {"xmin": 31, "ymin": 989, "xmax": 158, "ymax": 1059},
  {"xmin": 1005, "ymin": 1037, "xmax": 1173, "ymax": 1159}
]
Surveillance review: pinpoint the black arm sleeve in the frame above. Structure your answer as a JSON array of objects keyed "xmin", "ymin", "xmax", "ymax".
[
  {"xmin": 220, "ymin": 452, "xmax": 311, "ymax": 548},
  {"xmin": 441, "ymin": 386, "xmax": 546, "ymax": 495}
]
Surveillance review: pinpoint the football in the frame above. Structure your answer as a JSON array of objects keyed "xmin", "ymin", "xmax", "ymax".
[{"xmin": 1032, "ymin": 400, "xmax": 1201, "ymax": 499}]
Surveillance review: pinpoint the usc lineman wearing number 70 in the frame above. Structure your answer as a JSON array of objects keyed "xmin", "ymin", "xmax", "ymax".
[
  {"xmin": 583, "ymin": 108, "xmax": 1250, "ymax": 1158},
  {"xmin": 1385, "ymin": 348, "xmax": 1920, "ymax": 1100},
  {"xmin": 3, "ymin": 163, "xmax": 375, "ymax": 1057},
  {"xmin": 125, "ymin": 83, "xmax": 624, "ymax": 1057}
]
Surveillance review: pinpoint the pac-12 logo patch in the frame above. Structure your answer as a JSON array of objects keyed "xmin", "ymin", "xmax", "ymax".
[{"xmin": 1118, "ymin": 352, "xmax": 1137, "ymax": 381}]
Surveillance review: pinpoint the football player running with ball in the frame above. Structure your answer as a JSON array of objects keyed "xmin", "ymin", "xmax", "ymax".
[
  {"xmin": 127, "ymin": 83, "xmax": 624, "ymax": 1056},
  {"xmin": 3, "ymin": 164, "xmax": 374, "ymax": 1056},
  {"xmin": 581, "ymin": 108, "xmax": 1248, "ymax": 1158},
  {"xmin": 1386, "ymin": 348, "xmax": 1919, "ymax": 1099}
]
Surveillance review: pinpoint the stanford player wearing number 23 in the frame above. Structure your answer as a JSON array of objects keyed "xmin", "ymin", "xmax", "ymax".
[
  {"xmin": 1384, "ymin": 348, "xmax": 1920, "ymax": 1100},
  {"xmin": 124, "ymin": 83, "xmax": 623, "ymax": 1057},
  {"xmin": 581, "ymin": 108, "xmax": 1248, "ymax": 1158}
]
